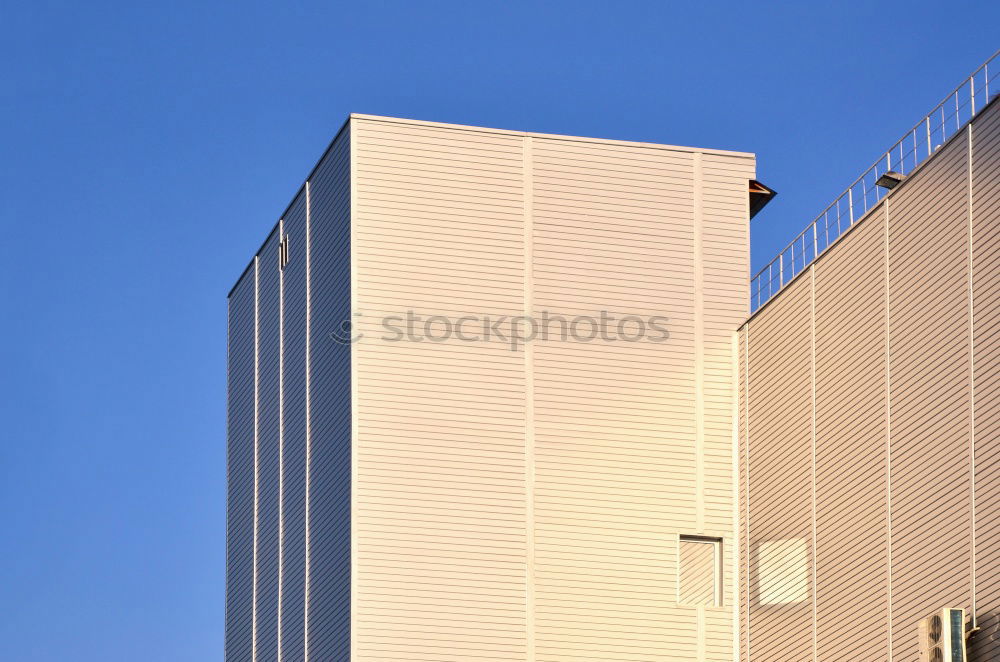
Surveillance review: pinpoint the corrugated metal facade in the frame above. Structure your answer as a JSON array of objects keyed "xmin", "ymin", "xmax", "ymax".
[
  {"xmin": 227, "ymin": 266, "xmax": 256, "ymax": 662},
  {"xmin": 257, "ymin": 228, "xmax": 282, "ymax": 661},
  {"xmin": 348, "ymin": 116, "xmax": 753, "ymax": 662},
  {"xmin": 971, "ymin": 95, "xmax": 1000, "ymax": 662},
  {"xmin": 281, "ymin": 189, "xmax": 308, "ymax": 662},
  {"xmin": 351, "ymin": 117, "xmax": 529, "ymax": 662},
  {"xmin": 228, "ymin": 115, "xmax": 755, "ymax": 661},
  {"xmin": 225, "ymin": 126, "xmax": 352, "ymax": 662},
  {"xmin": 306, "ymin": 128, "xmax": 353, "ymax": 661},
  {"xmin": 739, "ymin": 97, "xmax": 1000, "ymax": 661},
  {"xmin": 526, "ymin": 136, "xmax": 752, "ymax": 662}
]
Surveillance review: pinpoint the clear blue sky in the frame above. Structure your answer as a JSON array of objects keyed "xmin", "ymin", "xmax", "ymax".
[{"xmin": 1, "ymin": 2, "xmax": 996, "ymax": 659}]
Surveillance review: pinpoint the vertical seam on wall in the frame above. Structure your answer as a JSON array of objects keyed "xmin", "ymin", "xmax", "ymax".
[
  {"xmin": 693, "ymin": 153, "xmax": 705, "ymax": 535},
  {"xmin": 967, "ymin": 123, "xmax": 977, "ymax": 626},
  {"xmin": 252, "ymin": 257, "xmax": 260, "ymax": 662},
  {"xmin": 278, "ymin": 219, "xmax": 285, "ymax": 662},
  {"xmin": 692, "ymin": 151, "xmax": 706, "ymax": 662},
  {"xmin": 349, "ymin": 121, "xmax": 360, "ymax": 661},
  {"xmin": 884, "ymin": 201, "xmax": 893, "ymax": 660},
  {"xmin": 692, "ymin": 151, "xmax": 705, "ymax": 661},
  {"xmin": 810, "ymin": 264, "xmax": 817, "ymax": 662},
  {"xmin": 744, "ymin": 324, "xmax": 751, "ymax": 662},
  {"xmin": 697, "ymin": 607, "xmax": 706, "ymax": 662},
  {"xmin": 304, "ymin": 182, "xmax": 312, "ymax": 662},
  {"xmin": 523, "ymin": 135, "xmax": 535, "ymax": 662},
  {"xmin": 731, "ymin": 331, "xmax": 741, "ymax": 662}
]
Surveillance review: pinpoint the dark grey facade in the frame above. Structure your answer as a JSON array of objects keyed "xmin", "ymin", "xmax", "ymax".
[{"xmin": 226, "ymin": 125, "xmax": 351, "ymax": 662}]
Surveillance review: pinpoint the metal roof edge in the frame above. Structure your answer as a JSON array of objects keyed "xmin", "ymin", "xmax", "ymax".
[{"xmin": 350, "ymin": 112, "xmax": 756, "ymax": 159}]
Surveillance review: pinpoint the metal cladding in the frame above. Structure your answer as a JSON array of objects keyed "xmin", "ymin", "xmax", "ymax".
[
  {"xmin": 226, "ymin": 92, "xmax": 1000, "ymax": 662},
  {"xmin": 739, "ymin": 96, "xmax": 1000, "ymax": 662},
  {"xmin": 227, "ymin": 115, "xmax": 755, "ymax": 661}
]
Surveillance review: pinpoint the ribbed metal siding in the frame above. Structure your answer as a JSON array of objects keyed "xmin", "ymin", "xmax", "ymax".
[
  {"xmin": 226, "ymin": 126, "xmax": 352, "ymax": 662},
  {"xmin": 307, "ymin": 127, "xmax": 352, "ymax": 661},
  {"xmin": 352, "ymin": 118, "xmax": 528, "ymax": 662},
  {"xmin": 744, "ymin": 276, "xmax": 813, "ymax": 662},
  {"xmin": 226, "ymin": 267, "xmax": 256, "ymax": 662},
  {"xmin": 529, "ymin": 138, "xmax": 752, "ymax": 662},
  {"xmin": 256, "ymin": 228, "xmax": 282, "ymax": 661},
  {"xmin": 813, "ymin": 210, "xmax": 888, "ymax": 661},
  {"xmin": 740, "ymin": 97, "xmax": 1000, "ymax": 662},
  {"xmin": 887, "ymin": 131, "xmax": 973, "ymax": 661},
  {"xmin": 970, "ymin": 99, "xmax": 1000, "ymax": 662},
  {"xmin": 738, "ymin": 326, "xmax": 749, "ymax": 662},
  {"xmin": 280, "ymin": 189, "xmax": 308, "ymax": 662}
]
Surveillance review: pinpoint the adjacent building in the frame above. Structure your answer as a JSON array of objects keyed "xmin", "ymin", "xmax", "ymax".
[
  {"xmin": 738, "ymin": 87, "xmax": 1000, "ymax": 661},
  {"xmin": 227, "ymin": 55, "xmax": 999, "ymax": 662}
]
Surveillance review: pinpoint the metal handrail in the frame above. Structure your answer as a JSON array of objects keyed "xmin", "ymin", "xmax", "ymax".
[{"xmin": 750, "ymin": 49, "xmax": 1000, "ymax": 312}]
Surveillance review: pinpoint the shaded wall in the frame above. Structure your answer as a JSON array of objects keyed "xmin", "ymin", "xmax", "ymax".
[{"xmin": 225, "ymin": 127, "xmax": 352, "ymax": 662}]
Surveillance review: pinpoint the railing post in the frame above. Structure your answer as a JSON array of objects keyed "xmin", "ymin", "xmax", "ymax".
[
  {"xmin": 926, "ymin": 116, "xmax": 932, "ymax": 157},
  {"xmin": 813, "ymin": 222, "xmax": 818, "ymax": 260},
  {"xmin": 848, "ymin": 189, "xmax": 854, "ymax": 225},
  {"xmin": 971, "ymin": 75, "xmax": 976, "ymax": 114}
]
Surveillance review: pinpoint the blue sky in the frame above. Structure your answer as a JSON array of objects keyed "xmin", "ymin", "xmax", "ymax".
[{"xmin": 0, "ymin": 2, "xmax": 996, "ymax": 659}]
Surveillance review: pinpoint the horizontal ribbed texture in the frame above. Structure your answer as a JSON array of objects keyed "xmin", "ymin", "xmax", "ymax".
[
  {"xmin": 225, "ymin": 127, "xmax": 351, "ymax": 662},
  {"xmin": 353, "ymin": 118, "xmax": 528, "ymax": 662},
  {"xmin": 307, "ymin": 128, "xmax": 353, "ymax": 661},
  {"xmin": 281, "ymin": 190, "xmax": 308, "ymax": 662},
  {"xmin": 351, "ymin": 117, "xmax": 753, "ymax": 661},
  {"xmin": 226, "ymin": 268, "xmax": 256, "ymax": 662},
  {"xmin": 256, "ymin": 229, "xmax": 282, "ymax": 661},
  {"xmin": 531, "ymin": 138, "xmax": 751, "ymax": 662},
  {"xmin": 970, "ymin": 97, "xmax": 1000, "ymax": 662},
  {"xmin": 230, "ymin": 114, "xmax": 755, "ymax": 662},
  {"xmin": 741, "ymin": 97, "xmax": 1000, "ymax": 662}
]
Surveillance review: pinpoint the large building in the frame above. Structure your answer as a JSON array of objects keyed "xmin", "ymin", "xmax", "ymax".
[
  {"xmin": 227, "ymin": 116, "xmax": 759, "ymax": 661},
  {"xmin": 227, "ymin": 54, "xmax": 998, "ymax": 661},
  {"xmin": 738, "ymin": 77, "xmax": 1000, "ymax": 661}
]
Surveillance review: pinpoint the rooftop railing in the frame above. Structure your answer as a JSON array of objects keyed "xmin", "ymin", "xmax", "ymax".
[{"xmin": 751, "ymin": 49, "xmax": 1000, "ymax": 312}]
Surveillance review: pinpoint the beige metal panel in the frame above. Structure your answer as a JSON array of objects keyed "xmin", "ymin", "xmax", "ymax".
[
  {"xmin": 350, "ymin": 112, "xmax": 755, "ymax": 159},
  {"xmin": 352, "ymin": 115, "xmax": 754, "ymax": 661},
  {"xmin": 738, "ymin": 327, "xmax": 749, "ymax": 662},
  {"xmin": 530, "ymin": 135, "xmax": 752, "ymax": 662},
  {"xmin": 813, "ymin": 210, "xmax": 889, "ymax": 661},
  {"xmin": 887, "ymin": 134, "xmax": 973, "ymax": 661},
  {"xmin": 971, "ymin": 100, "xmax": 1000, "ymax": 661},
  {"xmin": 352, "ymin": 117, "xmax": 528, "ymax": 662},
  {"xmin": 744, "ymin": 276, "xmax": 814, "ymax": 662}
]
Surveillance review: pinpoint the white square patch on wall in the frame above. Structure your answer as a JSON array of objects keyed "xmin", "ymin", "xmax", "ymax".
[{"xmin": 756, "ymin": 538, "xmax": 809, "ymax": 605}]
